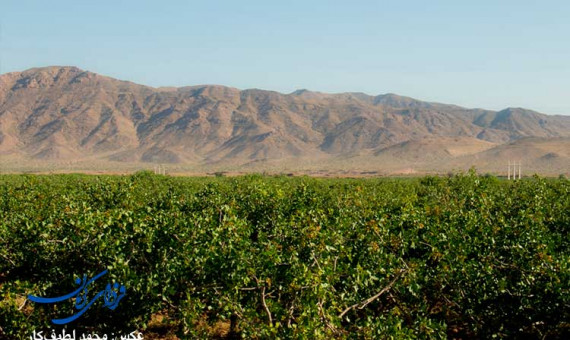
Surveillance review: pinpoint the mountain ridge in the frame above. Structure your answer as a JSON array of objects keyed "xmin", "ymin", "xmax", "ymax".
[{"xmin": 1, "ymin": 66, "xmax": 569, "ymax": 174}]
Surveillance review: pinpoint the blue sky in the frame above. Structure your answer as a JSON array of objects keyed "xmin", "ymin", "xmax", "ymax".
[{"xmin": 1, "ymin": 0, "xmax": 569, "ymax": 114}]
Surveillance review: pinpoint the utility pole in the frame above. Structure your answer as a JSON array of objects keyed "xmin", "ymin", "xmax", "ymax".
[{"xmin": 155, "ymin": 164, "xmax": 166, "ymax": 175}]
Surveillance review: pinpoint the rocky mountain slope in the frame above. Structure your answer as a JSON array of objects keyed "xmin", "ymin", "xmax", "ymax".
[{"xmin": 1, "ymin": 66, "xmax": 569, "ymax": 174}]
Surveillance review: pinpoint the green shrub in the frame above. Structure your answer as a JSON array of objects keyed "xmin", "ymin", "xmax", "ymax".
[{"xmin": 1, "ymin": 174, "xmax": 568, "ymax": 339}]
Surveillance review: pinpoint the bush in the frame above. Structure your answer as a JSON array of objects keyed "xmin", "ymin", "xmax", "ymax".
[{"xmin": 1, "ymin": 174, "xmax": 568, "ymax": 338}]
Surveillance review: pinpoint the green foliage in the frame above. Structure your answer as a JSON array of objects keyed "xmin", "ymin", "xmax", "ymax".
[{"xmin": 0, "ymin": 174, "xmax": 568, "ymax": 339}]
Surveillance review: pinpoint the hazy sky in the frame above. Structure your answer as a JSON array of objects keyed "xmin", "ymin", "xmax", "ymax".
[{"xmin": 1, "ymin": 0, "xmax": 569, "ymax": 114}]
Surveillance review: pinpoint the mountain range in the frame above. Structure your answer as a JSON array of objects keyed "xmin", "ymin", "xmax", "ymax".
[{"xmin": 1, "ymin": 66, "xmax": 569, "ymax": 175}]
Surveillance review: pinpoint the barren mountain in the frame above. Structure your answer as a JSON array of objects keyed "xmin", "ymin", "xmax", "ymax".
[{"xmin": 1, "ymin": 66, "xmax": 569, "ymax": 175}]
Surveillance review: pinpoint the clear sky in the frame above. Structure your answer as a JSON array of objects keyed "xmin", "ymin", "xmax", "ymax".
[{"xmin": 1, "ymin": 0, "xmax": 569, "ymax": 115}]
